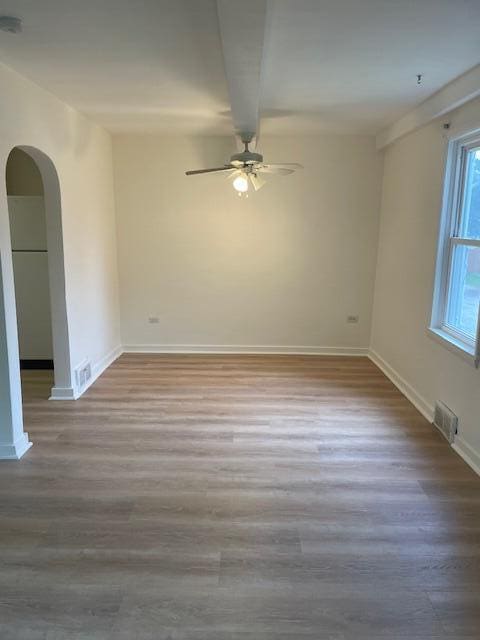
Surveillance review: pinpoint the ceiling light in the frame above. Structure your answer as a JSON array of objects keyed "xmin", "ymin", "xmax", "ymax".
[
  {"xmin": 233, "ymin": 174, "xmax": 249, "ymax": 193},
  {"xmin": 0, "ymin": 16, "xmax": 22, "ymax": 34}
]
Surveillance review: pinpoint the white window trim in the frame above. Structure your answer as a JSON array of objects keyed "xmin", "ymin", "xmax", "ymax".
[{"xmin": 430, "ymin": 128, "xmax": 480, "ymax": 368}]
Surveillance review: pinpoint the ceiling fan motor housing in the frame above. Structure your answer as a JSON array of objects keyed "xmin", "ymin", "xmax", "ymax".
[{"xmin": 230, "ymin": 150, "xmax": 264, "ymax": 166}]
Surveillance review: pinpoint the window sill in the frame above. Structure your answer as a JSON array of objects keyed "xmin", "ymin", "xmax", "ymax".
[{"xmin": 427, "ymin": 327, "xmax": 477, "ymax": 366}]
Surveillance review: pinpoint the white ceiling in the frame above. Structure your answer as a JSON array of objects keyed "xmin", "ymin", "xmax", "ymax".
[
  {"xmin": 0, "ymin": 0, "xmax": 231, "ymax": 134},
  {"xmin": 0, "ymin": 0, "xmax": 479, "ymax": 135},
  {"xmin": 261, "ymin": 0, "xmax": 480, "ymax": 134}
]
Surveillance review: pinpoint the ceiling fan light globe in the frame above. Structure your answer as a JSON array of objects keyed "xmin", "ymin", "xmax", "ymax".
[{"xmin": 233, "ymin": 175, "xmax": 249, "ymax": 193}]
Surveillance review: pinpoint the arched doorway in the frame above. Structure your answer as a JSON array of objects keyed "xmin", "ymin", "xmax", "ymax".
[{"xmin": 0, "ymin": 146, "xmax": 71, "ymax": 459}]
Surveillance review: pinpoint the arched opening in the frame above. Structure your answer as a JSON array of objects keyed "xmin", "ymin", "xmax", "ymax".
[
  {"xmin": 0, "ymin": 146, "xmax": 71, "ymax": 459},
  {"xmin": 7, "ymin": 150, "xmax": 53, "ymax": 373}
]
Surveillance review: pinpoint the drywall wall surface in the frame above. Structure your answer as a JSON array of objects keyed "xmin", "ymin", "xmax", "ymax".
[
  {"xmin": 113, "ymin": 134, "xmax": 383, "ymax": 351},
  {"xmin": 0, "ymin": 61, "xmax": 120, "ymax": 454},
  {"xmin": 371, "ymin": 95, "xmax": 480, "ymax": 468},
  {"xmin": 0, "ymin": 62, "xmax": 120, "ymax": 377}
]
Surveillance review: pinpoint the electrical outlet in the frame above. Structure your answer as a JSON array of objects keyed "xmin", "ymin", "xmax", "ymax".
[
  {"xmin": 347, "ymin": 315, "xmax": 359, "ymax": 324},
  {"xmin": 148, "ymin": 317, "xmax": 159, "ymax": 324}
]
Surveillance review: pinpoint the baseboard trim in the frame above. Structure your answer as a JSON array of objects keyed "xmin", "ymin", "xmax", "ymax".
[
  {"xmin": 49, "ymin": 386, "xmax": 76, "ymax": 400},
  {"xmin": 91, "ymin": 344, "xmax": 123, "ymax": 381},
  {"xmin": 49, "ymin": 345, "xmax": 123, "ymax": 400},
  {"xmin": 0, "ymin": 432, "xmax": 32, "ymax": 460},
  {"xmin": 75, "ymin": 344, "xmax": 123, "ymax": 398},
  {"xmin": 452, "ymin": 436, "xmax": 480, "ymax": 476},
  {"xmin": 123, "ymin": 344, "xmax": 370, "ymax": 356},
  {"xmin": 368, "ymin": 349, "xmax": 480, "ymax": 477},
  {"xmin": 368, "ymin": 349, "xmax": 435, "ymax": 422}
]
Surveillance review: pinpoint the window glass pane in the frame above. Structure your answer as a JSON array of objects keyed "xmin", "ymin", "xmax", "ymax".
[
  {"xmin": 445, "ymin": 244, "xmax": 480, "ymax": 340},
  {"xmin": 459, "ymin": 147, "xmax": 480, "ymax": 239}
]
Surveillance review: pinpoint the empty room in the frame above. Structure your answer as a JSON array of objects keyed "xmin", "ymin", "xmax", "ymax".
[{"xmin": 0, "ymin": 1, "xmax": 480, "ymax": 638}]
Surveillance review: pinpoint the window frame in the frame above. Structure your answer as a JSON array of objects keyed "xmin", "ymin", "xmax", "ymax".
[{"xmin": 430, "ymin": 128, "xmax": 480, "ymax": 367}]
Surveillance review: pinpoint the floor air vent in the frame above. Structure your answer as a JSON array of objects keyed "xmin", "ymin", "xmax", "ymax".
[{"xmin": 433, "ymin": 401, "xmax": 458, "ymax": 443}]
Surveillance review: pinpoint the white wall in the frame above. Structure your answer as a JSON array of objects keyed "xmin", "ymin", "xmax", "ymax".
[
  {"xmin": 8, "ymin": 196, "xmax": 53, "ymax": 360},
  {"xmin": 113, "ymin": 135, "xmax": 383, "ymax": 352},
  {"xmin": 0, "ymin": 62, "xmax": 121, "ymax": 457},
  {"xmin": 371, "ymin": 95, "xmax": 480, "ymax": 472}
]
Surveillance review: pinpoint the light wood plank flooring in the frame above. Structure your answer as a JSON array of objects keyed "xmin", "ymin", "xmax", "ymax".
[{"xmin": 1, "ymin": 354, "xmax": 479, "ymax": 639}]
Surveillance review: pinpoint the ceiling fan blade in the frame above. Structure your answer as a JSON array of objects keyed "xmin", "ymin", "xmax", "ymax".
[
  {"xmin": 185, "ymin": 165, "xmax": 233, "ymax": 175},
  {"xmin": 258, "ymin": 166, "xmax": 295, "ymax": 175},
  {"xmin": 249, "ymin": 173, "xmax": 266, "ymax": 191},
  {"xmin": 265, "ymin": 163, "xmax": 303, "ymax": 169}
]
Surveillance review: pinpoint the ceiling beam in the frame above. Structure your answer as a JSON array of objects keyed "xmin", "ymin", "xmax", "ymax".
[
  {"xmin": 216, "ymin": 0, "xmax": 268, "ymax": 140},
  {"xmin": 376, "ymin": 64, "xmax": 480, "ymax": 149}
]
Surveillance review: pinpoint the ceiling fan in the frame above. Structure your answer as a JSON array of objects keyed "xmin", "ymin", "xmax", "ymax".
[{"xmin": 185, "ymin": 133, "xmax": 303, "ymax": 195}]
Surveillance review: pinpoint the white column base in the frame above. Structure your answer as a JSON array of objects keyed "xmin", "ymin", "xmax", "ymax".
[
  {"xmin": 49, "ymin": 386, "xmax": 76, "ymax": 400},
  {"xmin": 0, "ymin": 432, "xmax": 32, "ymax": 459}
]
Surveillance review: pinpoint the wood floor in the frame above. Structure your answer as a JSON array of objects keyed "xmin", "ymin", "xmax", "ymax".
[{"xmin": 1, "ymin": 354, "xmax": 479, "ymax": 639}]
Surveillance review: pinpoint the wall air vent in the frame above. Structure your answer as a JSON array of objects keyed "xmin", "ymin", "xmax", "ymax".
[
  {"xmin": 75, "ymin": 360, "xmax": 92, "ymax": 391},
  {"xmin": 433, "ymin": 401, "xmax": 458, "ymax": 444}
]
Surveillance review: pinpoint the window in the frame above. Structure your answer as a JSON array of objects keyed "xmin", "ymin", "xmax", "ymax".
[{"xmin": 431, "ymin": 130, "xmax": 480, "ymax": 366}]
